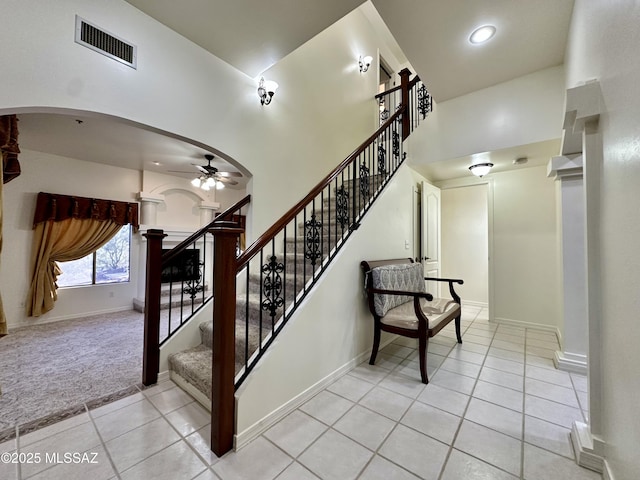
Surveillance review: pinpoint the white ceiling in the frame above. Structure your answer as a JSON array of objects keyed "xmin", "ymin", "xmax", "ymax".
[
  {"xmin": 18, "ymin": 113, "xmax": 249, "ymax": 189},
  {"xmin": 124, "ymin": 0, "xmax": 366, "ymax": 78},
  {"xmin": 17, "ymin": 1, "xmax": 574, "ymax": 183}
]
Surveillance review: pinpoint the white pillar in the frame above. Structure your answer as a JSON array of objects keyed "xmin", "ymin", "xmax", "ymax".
[
  {"xmin": 547, "ymin": 155, "xmax": 587, "ymax": 374},
  {"xmin": 137, "ymin": 192, "xmax": 165, "ymax": 225},
  {"xmin": 199, "ymin": 201, "xmax": 220, "ymax": 226}
]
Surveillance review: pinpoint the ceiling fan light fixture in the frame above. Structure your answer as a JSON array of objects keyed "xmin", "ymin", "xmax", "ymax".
[
  {"xmin": 216, "ymin": 181, "xmax": 225, "ymax": 190},
  {"xmin": 469, "ymin": 162, "xmax": 494, "ymax": 177},
  {"xmin": 206, "ymin": 177, "xmax": 216, "ymax": 187},
  {"xmin": 469, "ymin": 25, "xmax": 496, "ymax": 45},
  {"xmin": 191, "ymin": 177, "xmax": 201, "ymax": 188}
]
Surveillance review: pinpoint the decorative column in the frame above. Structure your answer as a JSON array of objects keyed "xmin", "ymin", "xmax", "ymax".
[
  {"xmin": 137, "ymin": 192, "xmax": 165, "ymax": 225},
  {"xmin": 560, "ymin": 81, "xmax": 606, "ymax": 473},
  {"xmin": 199, "ymin": 201, "xmax": 220, "ymax": 226},
  {"xmin": 547, "ymin": 155, "xmax": 587, "ymax": 374}
]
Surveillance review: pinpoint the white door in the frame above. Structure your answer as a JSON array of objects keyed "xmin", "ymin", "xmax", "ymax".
[{"xmin": 421, "ymin": 181, "xmax": 441, "ymax": 297}]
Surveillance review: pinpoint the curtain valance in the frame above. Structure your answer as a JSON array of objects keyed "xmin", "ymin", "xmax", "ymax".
[
  {"xmin": 33, "ymin": 192, "xmax": 139, "ymax": 231},
  {"xmin": 1, "ymin": 114, "xmax": 20, "ymax": 184}
]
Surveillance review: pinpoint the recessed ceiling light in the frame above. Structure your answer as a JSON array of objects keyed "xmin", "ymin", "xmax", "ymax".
[{"xmin": 469, "ymin": 25, "xmax": 496, "ymax": 44}]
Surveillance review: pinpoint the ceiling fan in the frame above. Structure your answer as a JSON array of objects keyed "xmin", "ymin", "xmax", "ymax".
[{"xmin": 169, "ymin": 154, "xmax": 242, "ymax": 190}]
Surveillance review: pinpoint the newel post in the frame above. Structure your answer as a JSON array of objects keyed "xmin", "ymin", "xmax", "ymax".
[
  {"xmin": 210, "ymin": 224, "xmax": 243, "ymax": 456},
  {"xmin": 400, "ymin": 67, "xmax": 412, "ymax": 141},
  {"xmin": 142, "ymin": 229, "xmax": 167, "ymax": 386}
]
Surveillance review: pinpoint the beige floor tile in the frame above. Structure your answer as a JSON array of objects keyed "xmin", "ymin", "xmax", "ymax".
[
  {"xmin": 379, "ymin": 373, "xmax": 426, "ymax": 399},
  {"xmin": 90, "ymin": 393, "xmax": 145, "ymax": 419},
  {"xmin": 120, "ymin": 440, "xmax": 207, "ymax": 480},
  {"xmin": 524, "ymin": 395, "xmax": 583, "ymax": 429},
  {"xmin": 524, "ymin": 415, "xmax": 574, "ymax": 460},
  {"xmin": 525, "ymin": 378, "xmax": 580, "ymax": 408},
  {"xmin": 431, "ymin": 369, "xmax": 477, "ymax": 395},
  {"xmin": 358, "ymin": 455, "xmax": 420, "ymax": 480},
  {"xmin": 473, "ymin": 380, "xmax": 524, "ymax": 412},
  {"xmin": 275, "ymin": 461, "xmax": 319, "ymax": 480},
  {"xmin": 298, "ymin": 429, "xmax": 372, "ymax": 480},
  {"xmin": 19, "ymin": 412, "xmax": 91, "ymax": 447},
  {"xmin": 299, "ymin": 391, "xmax": 353, "ymax": 426},
  {"xmin": 27, "ymin": 445, "xmax": 116, "ymax": 480},
  {"xmin": 417, "ymin": 383, "xmax": 470, "ymax": 416},
  {"xmin": 326, "ymin": 374, "xmax": 374, "ymax": 402},
  {"xmin": 463, "ymin": 333, "xmax": 493, "ymax": 346},
  {"xmin": 185, "ymin": 425, "xmax": 220, "ymax": 466},
  {"xmin": 491, "ymin": 339, "xmax": 525, "ymax": 353},
  {"xmin": 447, "ymin": 347, "xmax": 486, "ymax": 365},
  {"xmin": 440, "ymin": 358, "xmax": 481, "ymax": 378},
  {"xmin": 379, "ymin": 343, "xmax": 414, "ymax": 359},
  {"xmin": 525, "ymin": 365, "xmax": 572, "ymax": 388},
  {"xmin": 378, "ymin": 424, "xmax": 448, "ymax": 479},
  {"xmin": 494, "ymin": 332, "xmax": 526, "ymax": 345},
  {"xmin": 264, "ymin": 410, "xmax": 326, "ymax": 457},
  {"xmin": 454, "ymin": 420, "xmax": 522, "ymax": 476},
  {"xmin": 525, "ymin": 354, "xmax": 556, "ymax": 370},
  {"xmin": 459, "ymin": 341, "xmax": 490, "ymax": 355},
  {"xmin": 213, "ymin": 436, "xmax": 291, "ymax": 480},
  {"xmin": 93, "ymin": 399, "xmax": 161, "ymax": 442},
  {"xmin": 465, "ymin": 398, "xmax": 523, "ymax": 440},
  {"xmin": 400, "ymin": 401, "xmax": 461, "ymax": 444},
  {"xmin": 441, "ymin": 449, "xmax": 518, "ymax": 480},
  {"xmin": 147, "ymin": 386, "xmax": 195, "ymax": 414},
  {"xmin": 479, "ymin": 367, "xmax": 524, "ymax": 392},
  {"xmin": 165, "ymin": 401, "xmax": 211, "ymax": 437},
  {"xmin": 484, "ymin": 356, "xmax": 524, "ymax": 375},
  {"xmin": 359, "ymin": 386, "xmax": 413, "ymax": 421},
  {"xmin": 488, "ymin": 346, "xmax": 525, "ymax": 363},
  {"xmin": 523, "ymin": 443, "xmax": 601, "ymax": 479},
  {"xmin": 349, "ymin": 363, "xmax": 391, "ymax": 385},
  {"xmin": 570, "ymin": 373, "xmax": 588, "ymax": 393},
  {"xmin": 105, "ymin": 417, "xmax": 181, "ymax": 472},
  {"xmin": 526, "ymin": 337, "xmax": 560, "ymax": 350},
  {"xmin": 334, "ymin": 405, "xmax": 395, "ymax": 451}
]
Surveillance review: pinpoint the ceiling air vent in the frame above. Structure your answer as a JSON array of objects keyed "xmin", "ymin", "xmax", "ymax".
[{"xmin": 75, "ymin": 16, "xmax": 137, "ymax": 69}]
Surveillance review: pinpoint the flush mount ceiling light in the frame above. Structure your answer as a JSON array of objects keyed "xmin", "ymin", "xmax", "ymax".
[
  {"xmin": 469, "ymin": 25, "xmax": 496, "ymax": 44},
  {"xmin": 258, "ymin": 77, "xmax": 278, "ymax": 105},
  {"xmin": 359, "ymin": 55, "xmax": 373, "ymax": 73},
  {"xmin": 469, "ymin": 162, "xmax": 494, "ymax": 177}
]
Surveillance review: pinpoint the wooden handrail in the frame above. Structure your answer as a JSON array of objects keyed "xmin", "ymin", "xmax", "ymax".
[
  {"xmin": 163, "ymin": 194, "xmax": 251, "ymax": 265},
  {"xmin": 374, "ymin": 84, "xmax": 401, "ymax": 100},
  {"xmin": 236, "ymin": 109, "xmax": 404, "ymax": 270}
]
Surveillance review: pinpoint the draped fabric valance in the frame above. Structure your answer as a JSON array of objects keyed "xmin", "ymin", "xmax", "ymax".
[
  {"xmin": 33, "ymin": 192, "xmax": 139, "ymax": 231},
  {"xmin": 1, "ymin": 114, "xmax": 21, "ymax": 184}
]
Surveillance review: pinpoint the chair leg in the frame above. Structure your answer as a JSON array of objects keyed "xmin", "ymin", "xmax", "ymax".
[
  {"xmin": 455, "ymin": 314, "xmax": 463, "ymax": 344},
  {"xmin": 369, "ymin": 321, "xmax": 381, "ymax": 365},
  {"xmin": 418, "ymin": 334, "xmax": 429, "ymax": 384}
]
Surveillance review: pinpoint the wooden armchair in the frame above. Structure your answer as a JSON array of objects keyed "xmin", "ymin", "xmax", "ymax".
[{"xmin": 361, "ymin": 258, "xmax": 464, "ymax": 384}]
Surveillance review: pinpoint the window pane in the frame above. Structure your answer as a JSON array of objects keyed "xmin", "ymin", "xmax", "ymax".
[
  {"xmin": 96, "ymin": 226, "xmax": 131, "ymax": 284},
  {"xmin": 57, "ymin": 254, "xmax": 94, "ymax": 287}
]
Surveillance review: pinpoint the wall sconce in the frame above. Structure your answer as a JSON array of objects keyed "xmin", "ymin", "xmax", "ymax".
[
  {"xmin": 469, "ymin": 162, "xmax": 494, "ymax": 177},
  {"xmin": 258, "ymin": 77, "xmax": 278, "ymax": 105},
  {"xmin": 359, "ymin": 55, "xmax": 373, "ymax": 73}
]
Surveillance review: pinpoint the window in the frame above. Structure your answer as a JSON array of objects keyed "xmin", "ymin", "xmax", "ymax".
[{"xmin": 57, "ymin": 226, "xmax": 131, "ymax": 287}]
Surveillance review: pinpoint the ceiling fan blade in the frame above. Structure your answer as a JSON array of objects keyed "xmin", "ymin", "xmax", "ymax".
[
  {"xmin": 167, "ymin": 170, "xmax": 197, "ymax": 174},
  {"xmin": 216, "ymin": 176, "xmax": 238, "ymax": 185},
  {"xmin": 217, "ymin": 171, "xmax": 242, "ymax": 178},
  {"xmin": 195, "ymin": 165, "xmax": 209, "ymax": 174}
]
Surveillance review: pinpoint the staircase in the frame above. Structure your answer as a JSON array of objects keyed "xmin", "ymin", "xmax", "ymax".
[{"xmin": 141, "ymin": 68, "xmax": 431, "ymax": 455}]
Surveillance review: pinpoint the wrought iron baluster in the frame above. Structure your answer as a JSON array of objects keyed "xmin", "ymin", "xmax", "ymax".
[
  {"xmin": 260, "ymin": 254, "xmax": 285, "ymax": 321},
  {"xmin": 417, "ymin": 83, "xmax": 431, "ymax": 120},
  {"xmin": 359, "ymin": 161, "xmax": 370, "ymax": 202}
]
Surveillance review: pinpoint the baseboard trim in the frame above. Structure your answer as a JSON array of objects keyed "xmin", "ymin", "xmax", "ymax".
[
  {"xmin": 493, "ymin": 317, "xmax": 561, "ymax": 339},
  {"xmin": 554, "ymin": 351, "xmax": 588, "ymax": 375},
  {"xmin": 234, "ymin": 337, "xmax": 395, "ymax": 450},
  {"xmin": 571, "ymin": 421, "xmax": 604, "ymax": 473},
  {"xmin": 8, "ymin": 305, "xmax": 134, "ymax": 329},
  {"xmin": 462, "ymin": 300, "xmax": 488, "ymax": 308},
  {"xmin": 602, "ymin": 459, "xmax": 615, "ymax": 480},
  {"xmin": 157, "ymin": 370, "xmax": 171, "ymax": 383}
]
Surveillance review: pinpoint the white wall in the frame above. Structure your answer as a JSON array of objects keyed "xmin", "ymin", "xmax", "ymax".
[
  {"xmin": 491, "ymin": 165, "xmax": 559, "ymax": 330},
  {"xmin": 407, "ymin": 66, "xmax": 565, "ymax": 165},
  {"xmin": 236, "ymin": 164, "xmax": 417, "ymax": 437},
  {"xmin": 441, "ymin": 184, "xmax": 488, "ymax": 305},
  {"xmin": 565, "ymin": 2, "xmax": 640, "ymax": 478}
]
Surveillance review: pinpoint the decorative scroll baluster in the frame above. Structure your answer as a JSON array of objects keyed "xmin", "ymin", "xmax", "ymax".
[
  {"xmin": 377, "ymin": 142, "xmax": 387, "ymax": 175},
  {"xmin": 304, "ymin": 213, "xmax": 322, "ymax": 266},
  {"xmin": 261, "ymin": 255, "xmax": 285, "ymax": 320},
  {"xmin": 392, "ymin": 130, "xmax": 400, "ymax": 159},
  {"xmin": 359, "ymin": 162, "xmax": 370, "ymax": 200},
  {"xmin": 336, "ymin": 185, "xmax": 349, "ymax": 231},
  {"xmin": 182, "ymin": 253, "xmax": 205, "ymax": 299},
  {"xmin": 417, "ymin": 84, "xmax": 432, "ymax": 120}
]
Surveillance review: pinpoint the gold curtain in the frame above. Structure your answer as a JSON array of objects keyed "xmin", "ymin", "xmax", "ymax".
[{"xmin": 26, "ymin": 218, "xmax": 124, "ymax": 317}]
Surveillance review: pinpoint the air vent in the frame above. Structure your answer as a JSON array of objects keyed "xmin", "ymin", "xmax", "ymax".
[{"xmin": 75, "ymin": 16, "xmax": 137, "ymax": 69}]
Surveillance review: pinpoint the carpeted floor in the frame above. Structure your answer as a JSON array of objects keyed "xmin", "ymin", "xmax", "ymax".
[{"xmin": 0, "ymin": 310, "xmax": 146, "ymax": 440}]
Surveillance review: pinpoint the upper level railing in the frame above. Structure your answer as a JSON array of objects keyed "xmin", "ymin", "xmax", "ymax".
[{"xmin": 142, "ymin": 195, "xmax": 250, "ymax": 385}]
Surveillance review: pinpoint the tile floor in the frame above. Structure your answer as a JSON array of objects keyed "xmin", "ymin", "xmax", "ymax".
[{"xmin": 0, "ymin": 306, "xmax": 600, "ymax": 479}]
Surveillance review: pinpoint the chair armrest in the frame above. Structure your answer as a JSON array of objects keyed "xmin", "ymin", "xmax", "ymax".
[
  {"xmin": 368, "ymin": 288, "xmax": 434, "ymax": 302},
  {"xmin": 423, "ymin": 277, "xmax": 463, "ymax": 304}
]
